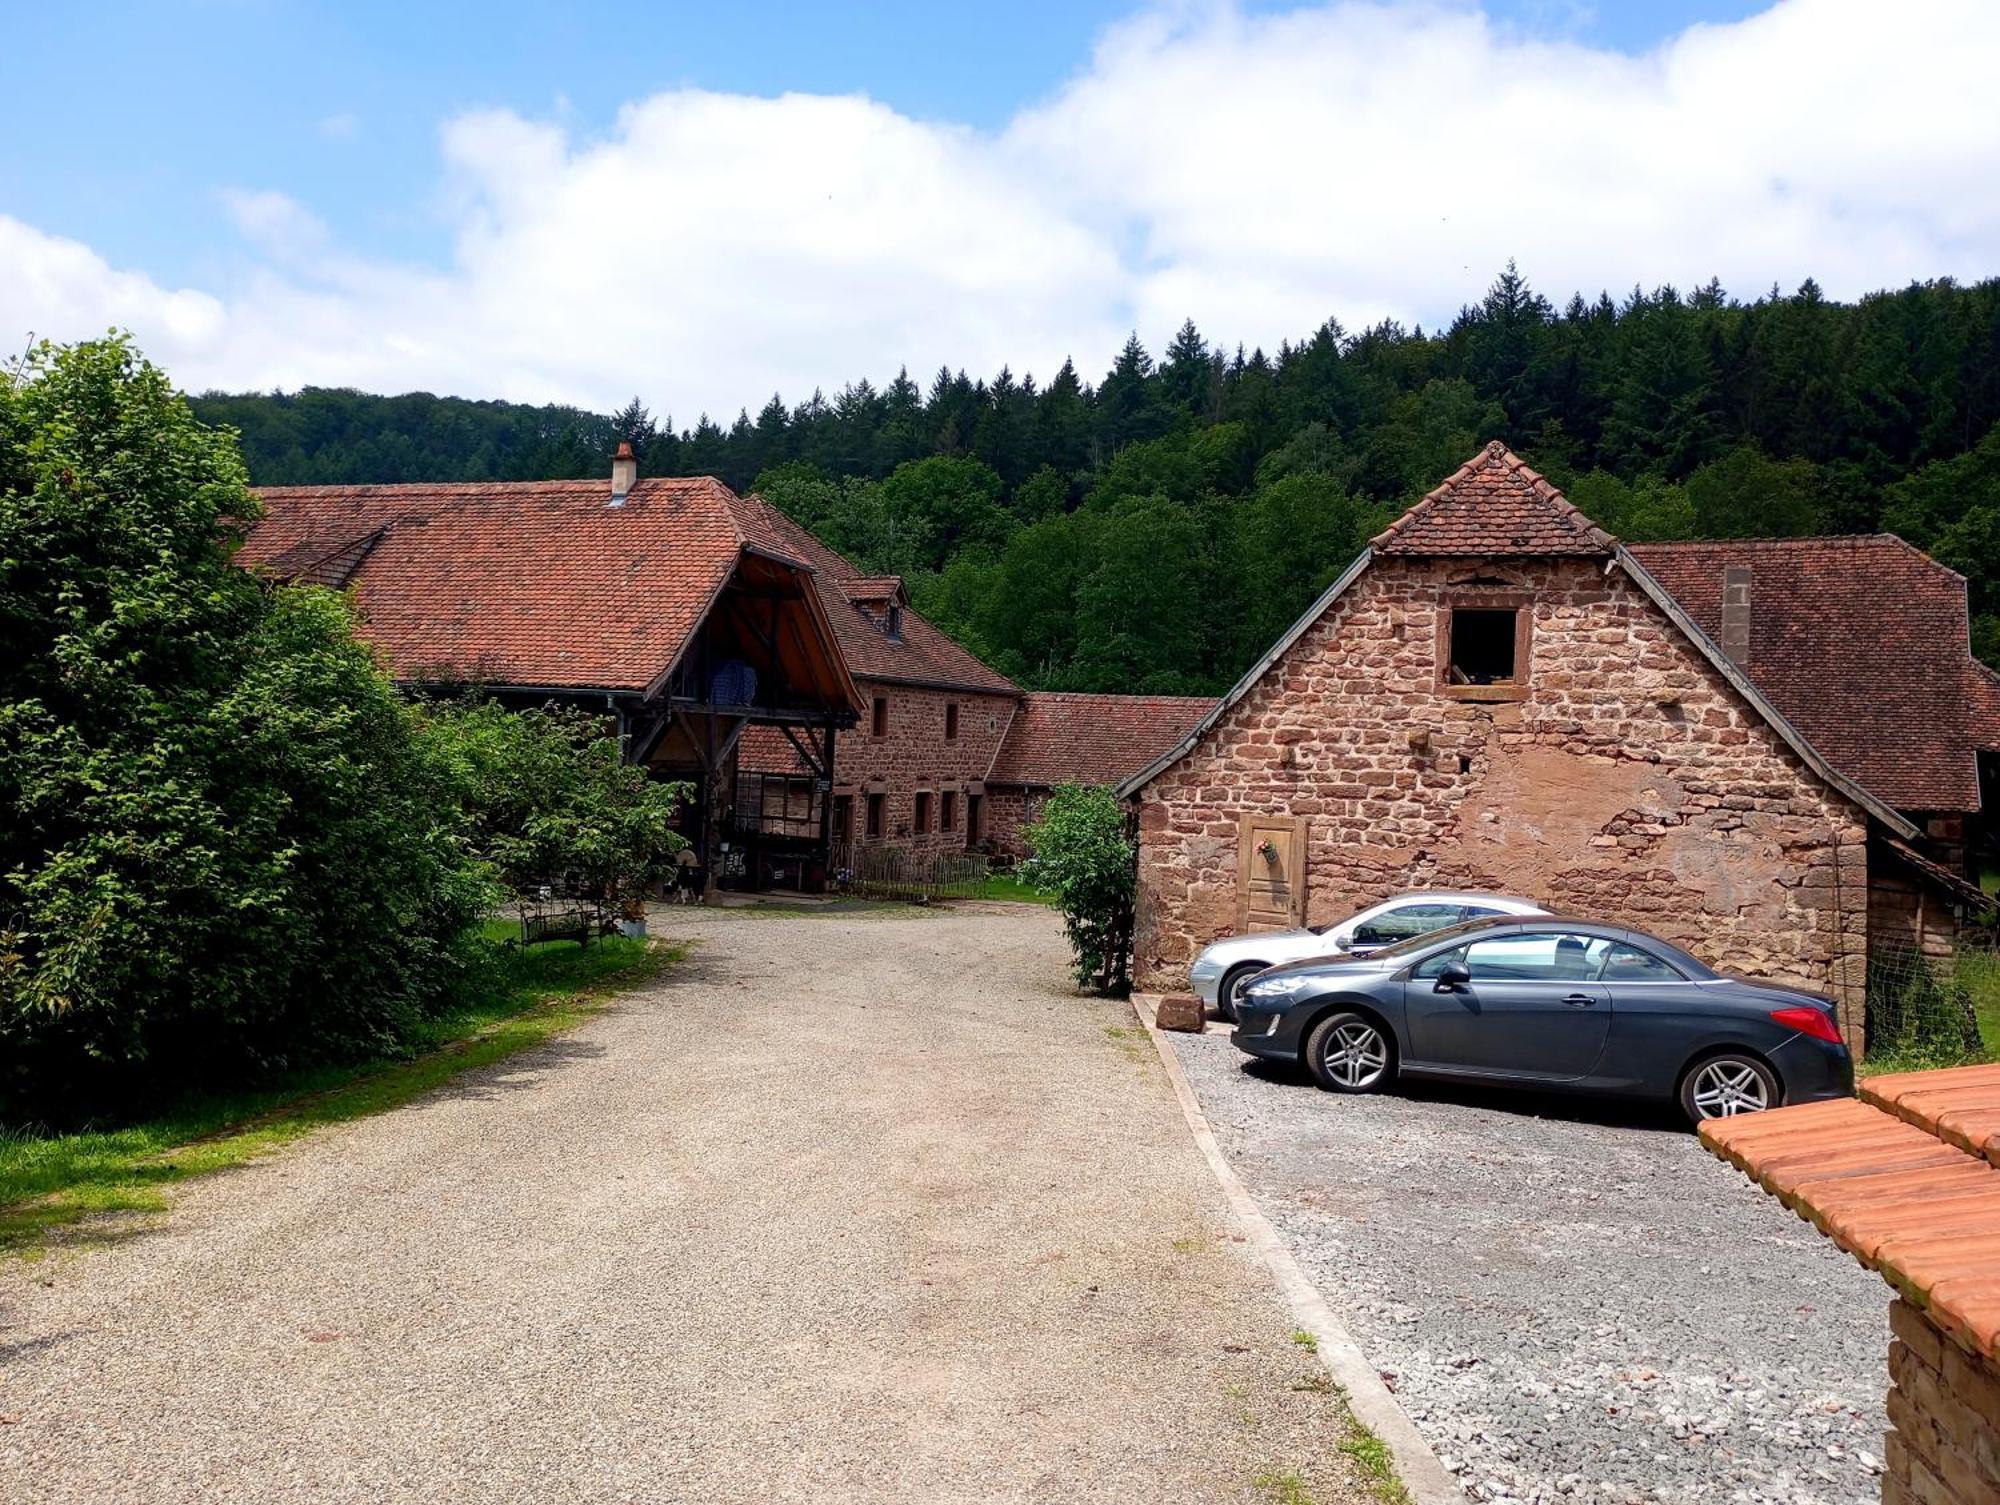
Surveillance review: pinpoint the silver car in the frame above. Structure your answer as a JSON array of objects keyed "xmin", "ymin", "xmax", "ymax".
[{"xmin": 1189, "ymin": 891, "xmax": 1550, "ymax": 1020}]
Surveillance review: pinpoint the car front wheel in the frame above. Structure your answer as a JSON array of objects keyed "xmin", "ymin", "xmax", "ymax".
[
  {"xmin": 1216, "ymin": 963, "xmax": 1266, "ymax": 1024},
  {"xmin": 1680, "ymin": 1052, "xmax": 1780, "ymax": 1124},
  {"xmin": 1304, "ymin": 1011, "xmax": 1395, "ymax": 1094}
]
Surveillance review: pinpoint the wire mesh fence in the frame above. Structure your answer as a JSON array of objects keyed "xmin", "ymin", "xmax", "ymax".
[
  {"xmin": 1865, "ymin": 935, "xmax": 1998, "ymax": 1065},
  {"xmin": 829, "ymin": 839, "xmax": 990, "ymax": 904}
]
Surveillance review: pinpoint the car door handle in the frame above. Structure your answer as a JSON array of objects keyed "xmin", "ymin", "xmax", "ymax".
[{"xmin": 1562, "ymin": 993, "xmax": 1597, "ymax": 1008}]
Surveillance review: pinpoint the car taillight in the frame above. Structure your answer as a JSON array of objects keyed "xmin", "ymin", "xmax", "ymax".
[{"xmin": 1770, "ymin": 1005, "xmax": 1843, "ymax": 1045}]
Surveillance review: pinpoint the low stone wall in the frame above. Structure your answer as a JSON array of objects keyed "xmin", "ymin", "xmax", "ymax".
[{"xmin": 1885, "ymin": 1297, "xmax": 2000, "ymax": 1504}]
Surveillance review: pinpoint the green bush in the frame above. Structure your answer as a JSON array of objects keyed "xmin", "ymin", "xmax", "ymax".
[
  {"xmin": 419, "ymin": 700, "xmax": 688, "ymax": 912},
  {"xmin": 0, "ymin": 338, "xmax": 491, "ymax": 1120},
  {"xmin": 1023, "ymin": 784, "xmax": 1136, "ymax": 991}
]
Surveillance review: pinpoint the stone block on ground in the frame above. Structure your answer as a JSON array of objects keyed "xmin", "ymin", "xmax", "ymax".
[{"xmin": 1155, "ymin": 993, "xmax": 1205, "ymax": 1032}]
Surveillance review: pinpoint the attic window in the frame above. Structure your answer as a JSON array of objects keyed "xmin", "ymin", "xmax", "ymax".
[
  {"xmin": 944, "ymin": 702, "xmax": 959, "ymax": 741},
  {"xmin": 1439, "ymin": 596, "xmax": 1530, "ymax": 702},
  {"xmin": 871, "ymin": 696, "xmax": 889, "ymax": 737},
  {"xmin": 885, "ymin": 603, "xmax": 904, "ymax": 641}
]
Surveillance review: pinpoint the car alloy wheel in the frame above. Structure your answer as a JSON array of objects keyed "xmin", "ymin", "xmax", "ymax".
[
  {"xmin": 1305, "ymin": 1011, "xmax": 1393, "ymax": 1094},
  {"xmin": 1686, "ymin": 1057, "xmax": 1775, "ymax": 1120}
]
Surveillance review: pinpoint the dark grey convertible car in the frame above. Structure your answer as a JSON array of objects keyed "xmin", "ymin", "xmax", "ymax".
[{"xmin": 1231, "ymin": 915, "xmax": 1852, "ymax": 1123}]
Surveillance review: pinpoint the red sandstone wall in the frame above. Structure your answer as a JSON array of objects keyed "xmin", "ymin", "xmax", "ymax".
[
  {"xmin": 1131, "ymin": 556, "xmax": 1870, "ymax": 1035},
  {"xmin": 835, "ymin": 681, "xmax": 1016, "ymax": 859},
  {"xmin": 983, "ymin": 786, "xmax": 1045, "ymax": 862}
]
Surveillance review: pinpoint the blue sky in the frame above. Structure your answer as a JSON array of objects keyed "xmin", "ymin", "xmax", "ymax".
[
  {"xmin": 10, "ymin": 1, "xmax": 1761, "ymax": 283},
  {"xmin": 6, "ymin": 1, "xmax": 1989, "ymax": 415}
]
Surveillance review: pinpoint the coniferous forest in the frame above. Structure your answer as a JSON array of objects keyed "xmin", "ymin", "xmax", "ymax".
[{"xmin": 193, "ymin": 267, "xmax": 2000, "ymax": 693}]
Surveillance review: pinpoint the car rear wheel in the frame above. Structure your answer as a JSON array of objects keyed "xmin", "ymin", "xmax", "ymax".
[
  {"xmin": 1680, "ymin": 1052, "xmax": 1780, "ymax": 1124},
  {"xmin": 1305, "ymin": 1011, "xmax": 1394, "ymax": 1094},
  {"xmin": 1216, "ymin": 963, "xmax": 1266, "ymax": 1024}
]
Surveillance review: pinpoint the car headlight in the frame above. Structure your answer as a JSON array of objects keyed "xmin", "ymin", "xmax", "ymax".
[
  {"xmin": 1188, "ymin": 953, "xmax": 1223, "ymax": 980},
  {"xmin": 1242, "ymin": 973, "xmax": 1316, "ymax": 1002}
]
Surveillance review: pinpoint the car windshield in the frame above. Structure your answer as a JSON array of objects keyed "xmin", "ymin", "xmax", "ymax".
[{"xmin": 1361, "ymin": 914, "xmax": 1513, "ymax": 961}]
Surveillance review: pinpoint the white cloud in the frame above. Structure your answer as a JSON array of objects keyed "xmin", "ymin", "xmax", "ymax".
[
  {"xmin": 218, "ymin": 189, "xmax": 330, "ymax": 263},
  {"xmin": 318, "ymin": 112, "xmax": 360, "ymax": 141},
  {"xmin": 4, "ymin": 0, "xmax": 1999, "ymax": 416}
]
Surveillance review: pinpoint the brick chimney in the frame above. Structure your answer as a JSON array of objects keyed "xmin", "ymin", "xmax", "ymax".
[
  {"xmin": 610, "ymin": 441, "xmax": 637, "ymax": 506},
  {"xmin": 1720, "ymin": 565, "xmax": 1751, "ymax": 664}
]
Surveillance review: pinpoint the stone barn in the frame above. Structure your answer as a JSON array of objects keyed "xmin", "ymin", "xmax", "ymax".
[{"xmin": 1120, "ymin": 443, "xmax": 1996, "ymax": 1051}]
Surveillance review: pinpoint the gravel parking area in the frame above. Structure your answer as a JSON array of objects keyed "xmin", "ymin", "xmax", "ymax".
[
  {"xmin": 1167, "ymin": 1028, "xmax": 1892, "ymax": 1505},
  {"xmin": 1, "ymin": 904, "xmax": 1370, "ymax": 1505}
]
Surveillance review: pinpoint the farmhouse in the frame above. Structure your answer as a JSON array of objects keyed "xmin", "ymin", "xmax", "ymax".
[
  {"xmin": 240, "ymin": 446, "xmax": 1193, "ymax": 892},
  {"xmin": 1120, "ymin": 442, "xmax": 2000, "ymax": 1051}
]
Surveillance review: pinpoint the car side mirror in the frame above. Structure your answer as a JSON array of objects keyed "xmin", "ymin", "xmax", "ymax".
[{"xmin": 1434, "ymin": 962, "xmax": 1471, "ymax": 993}]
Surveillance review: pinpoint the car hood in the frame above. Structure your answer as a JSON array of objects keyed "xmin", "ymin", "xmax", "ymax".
[
  {"xmin": 1196, "ymin": 928, "xmax": 1342, "ymax": 969},
  {"xmin": 1245, "ymin": 951, "xmax": 1401, "ymax": 987}
]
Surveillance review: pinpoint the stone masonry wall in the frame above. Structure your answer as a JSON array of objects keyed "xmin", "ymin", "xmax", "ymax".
[
  {"xmin": 834, "ymin": 680, "xmax": 1016, "ymax": 859},
  {"xmin": 1133, "ymin": 555, "xmax": 1871, "ymax": 1039},
  {"xmin": 983, "ymin": 786, "xmax": 1044, "ymax": 862},
  {"xmin": 1885, "ymin": 1297, "xmax": 2000, "ymax": 1504}
]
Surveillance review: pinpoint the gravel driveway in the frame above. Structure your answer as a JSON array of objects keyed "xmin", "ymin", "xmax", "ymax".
[
  {"xmin": 2, "ymin": 903, "xmax": 1371, "ymax": 1505},
  {"xmin": 1167, "ymin": 1029, "xmax": 1891, "ymax": 1505}
]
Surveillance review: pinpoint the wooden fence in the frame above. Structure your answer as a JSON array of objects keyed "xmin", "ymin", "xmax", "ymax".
[{"xmin": 830, "ymin": 839, "xmax": 990, "ymax": 903}]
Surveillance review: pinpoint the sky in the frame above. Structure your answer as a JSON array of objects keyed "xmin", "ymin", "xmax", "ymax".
[{"xmin": 6, "ymin": 0, "xmax": 1995, "ymax": 420}]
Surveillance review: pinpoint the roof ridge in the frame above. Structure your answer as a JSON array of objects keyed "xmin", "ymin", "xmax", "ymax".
[{"xmin": 1369, "ymin": 440, "xmax": 1616, "ymax": 555}]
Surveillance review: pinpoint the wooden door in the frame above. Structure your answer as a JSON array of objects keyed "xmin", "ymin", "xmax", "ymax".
[{"xmin": 1237, "ymin": 814, "xmax": 1308, "ymax": 932}]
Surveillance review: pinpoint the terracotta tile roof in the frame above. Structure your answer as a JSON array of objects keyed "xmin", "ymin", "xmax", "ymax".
[
  {"xmin": 846, "ymin": 576, "xmax": 906, "ymax": 601},
  {"xmin": 987, "ymin": 693, "xmax": 1216, "ymax": 788},
  {"xmin": 1371, "ymin": 441, "xmax": 1615, "ymax": 557},
  {"xmin": 1628, "ymin": 536, "xmax": 1985, "ymax": 812},
  {"xmin": 240, "ymin": 477, "xmax": 805, "ymax": 692},
  {"xmin": 1865, "ymin": 1064, "xmax": 2000, "ymax": 1168},
  {"xmin": 1703, "ymin": 1069, "xmax": 2000, "ymax": 1362},
  {"xmin": 735, "ymin": 493, "xmax": 1020, "ymax": 696}
]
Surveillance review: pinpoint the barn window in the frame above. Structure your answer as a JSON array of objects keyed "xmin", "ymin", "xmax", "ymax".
[
  {"xmin": 871, "ymin": 696, "xmax": 889, "ymax": 737},
  {"xmin": 941, "ymin": 791, "xmax": 958, "ymax": 831},
  {"xmin": 944, "ymin": 702, "xmax": 959, "ymax": 740},
  {"xmin": 865, "ymin": 792, "xmax": 885, "ymax": 838},
  {"xmin": 914, "ymin": 791, "xmax": 933, "ymax": 834},
  {"xmin": 1439, "ymin": 596, "xmax": 1530, "ymax": 701}
]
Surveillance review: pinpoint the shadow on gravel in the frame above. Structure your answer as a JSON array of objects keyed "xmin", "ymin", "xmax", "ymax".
[
  {"xmin": 431, "ymin": 1036, "xmax": 607, "ymax": 1100},
  {"xmin": 1232, "ymin": 1055, "xmax": 1688, "ymax": 1135}
]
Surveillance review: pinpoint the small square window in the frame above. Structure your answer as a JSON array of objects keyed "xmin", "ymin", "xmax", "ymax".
[
  {"xmin": 871, "ymin": 696, "xmax": 888, "ymax": 737},
  {"xmin": 914, "ymin": 791, "xmax": 933, "ymax": 834},
  {"xmin": 944, "ymin": 702, "xmax": 959, "ymax": 740},
  {"xmin": 1440, "ymin": 599, "xmax": 1529, "ymax": 701}
]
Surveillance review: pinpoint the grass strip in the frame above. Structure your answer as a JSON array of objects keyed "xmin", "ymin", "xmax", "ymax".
[{"xmin": 0, "ymin": 931, "xmax": 676, "ymax": 1255}]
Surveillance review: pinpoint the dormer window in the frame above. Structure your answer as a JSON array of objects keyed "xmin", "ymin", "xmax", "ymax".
[{"xmin": 885, "ymin": 603, "xmax": 903, "ymax": 641}]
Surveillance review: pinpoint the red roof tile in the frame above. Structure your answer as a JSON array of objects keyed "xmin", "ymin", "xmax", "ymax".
[
  {"xmin": 241, "ymin": 477, "xmax": 804, "ymax": 692},
  {"xmin": 1703, "ymin": 1077, "xmax": 2000, "ymax": 1362},
  {"xmin": 1628, "ymin": 536, "xmax": 1984, "ymax": 812},
  {"xmin": 734, "ymin": 494, "xmax": 1019, "ymax": 696},
  {"xmin": 1371, "ymin": 441, "xmax": 1615, "ymax": 557},
  {"xmin": 987, "ymin": 693, "xmax": 1216, "ymax": 788}
]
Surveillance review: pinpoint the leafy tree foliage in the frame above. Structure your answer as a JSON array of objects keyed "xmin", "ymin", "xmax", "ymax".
[
  {"xmin": 0, "ymin": 339, "xmax": 491, "ymax": 1117},
  {"xmin": 1022, "ymin": 785, "xmax": 1137, "ymax": 992},
  {"xmin": 0, "ymin": 339, "xmax": 692, "ymax": 1122},
  {"xmin": 420, "ymin": 701, "xmax": 687, "ymax": 912},
  {"xmin": 196, "ymin": 269, "xmax": 2000, "ymax": 684}
]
